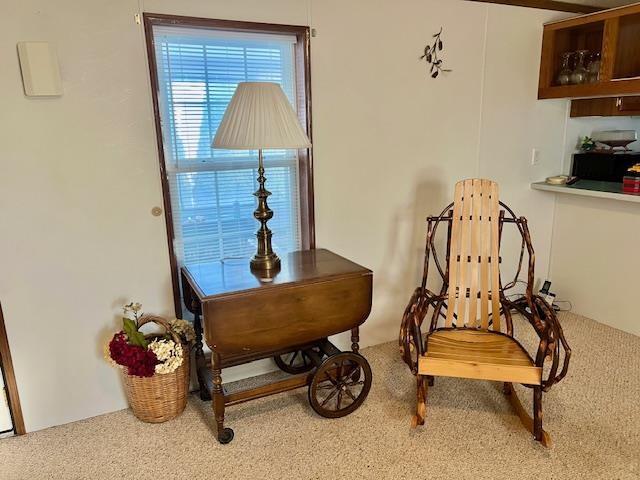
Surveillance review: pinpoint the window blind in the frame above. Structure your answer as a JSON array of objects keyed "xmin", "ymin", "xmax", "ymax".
[{"xmin": 152, "ymin": 25, "xmax": 302, "ymax": 267}]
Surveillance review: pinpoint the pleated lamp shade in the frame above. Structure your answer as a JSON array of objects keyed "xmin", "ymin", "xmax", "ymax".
[{"xmin": 212, "ymin": 82, "xmax": 311, "ymax": 150}]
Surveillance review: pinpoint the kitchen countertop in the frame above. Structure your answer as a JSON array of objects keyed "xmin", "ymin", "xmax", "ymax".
[{"xmin": 531, "ymin": 179, "xmax": 640, "ymax": 204}]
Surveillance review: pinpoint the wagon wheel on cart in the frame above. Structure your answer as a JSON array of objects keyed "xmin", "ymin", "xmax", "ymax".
[
  {"xmin": 308, "ymin": 352, "xmax": 372, "ymax": 418},
  {"xmin": 274, "ymin": 349, "xmax": 315, "ymax": 375}
]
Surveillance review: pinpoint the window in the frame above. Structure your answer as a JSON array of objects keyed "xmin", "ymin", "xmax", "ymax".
[{"xmin": 144, "ymin": 15, "xmax": 314, "ymax": 315}]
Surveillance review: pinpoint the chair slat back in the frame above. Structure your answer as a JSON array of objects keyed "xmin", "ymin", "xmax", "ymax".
[{"xmin": 445, "ymin": 179, "xmax": 502, "ymax": 331}]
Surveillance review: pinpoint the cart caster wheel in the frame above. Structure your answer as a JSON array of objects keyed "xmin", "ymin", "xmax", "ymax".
[
  {"xmin": 274, "ymin": 349, "xmax": 314, "ymax": 375},
  {"xmin": 217, "ymin": 428, "xmax": 234, "ymax": 444},
  {"xmin": 308, "ymin": 352, "xmax": 372, "ymax": 419}
]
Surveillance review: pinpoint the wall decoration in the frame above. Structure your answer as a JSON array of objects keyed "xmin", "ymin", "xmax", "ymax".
[{"xmin": 420, "ymin": 27, "xmax": 451, "ymax": 79}]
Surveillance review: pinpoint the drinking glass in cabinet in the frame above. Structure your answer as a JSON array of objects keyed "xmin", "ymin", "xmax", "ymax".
[
  {"xmin": 571, "ymin": 50, "xmax": 589, "ymax": 85},
  {"xmin": 587, "ymin": 52, "xmax": 601, "ymax": 83},
  {"xmin": 557, "ymin": 52, "xmax": 573, "ymax": 86}
]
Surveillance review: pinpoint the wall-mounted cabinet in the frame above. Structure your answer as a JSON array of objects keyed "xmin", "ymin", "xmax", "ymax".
[
  {"xmin": 570, "ymin": 95, "xmax": 640, "ymax": 117},
  {"xmin": 538, "ymin": 4, "xmax": 640, "ymax": 99}
]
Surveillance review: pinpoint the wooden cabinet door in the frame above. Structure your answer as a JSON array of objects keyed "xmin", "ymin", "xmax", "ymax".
[
  {"xmin": 618, "ymin": 96, "xmax": 640, "ymax": 113},
  {"xmin": 571, "ymin": 96, "xmax": 640, "ymax": 117}
]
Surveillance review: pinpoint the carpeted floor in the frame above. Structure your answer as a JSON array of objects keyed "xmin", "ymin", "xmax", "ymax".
[{"xmin": 1, "ymin": 312, "xmax": 638, "ymax": 479}]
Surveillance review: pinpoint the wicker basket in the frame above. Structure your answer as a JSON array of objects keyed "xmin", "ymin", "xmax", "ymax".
[{"xmin": 120, "ymin": 315, "xmax": 190, "ymax": 423}]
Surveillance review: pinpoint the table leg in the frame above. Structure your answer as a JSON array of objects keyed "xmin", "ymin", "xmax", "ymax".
[
  {"xmin": 212, "ymin": 352, "xmax": 233, "ymax": 444},
  {"xmin": 192, "ymin": 307, "xmax": 211, "ymax": 401},
  {"xmin": 351, "ymin": 327, "xmax": 360, "ymax": 353}
]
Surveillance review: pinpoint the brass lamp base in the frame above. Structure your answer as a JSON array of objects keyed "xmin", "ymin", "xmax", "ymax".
[
  {"xmin": 250, "ymin": 253, "xmax": 281, "ymax": 273},
  {"xmin": 249, "ymin": 149, "xmax": 281, "ymax": 275}
]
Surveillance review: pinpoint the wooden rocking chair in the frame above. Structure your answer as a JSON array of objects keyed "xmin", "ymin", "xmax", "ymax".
[{"xmin": 399, "ymin": 179, "xmax": 571, "ymax": 446}]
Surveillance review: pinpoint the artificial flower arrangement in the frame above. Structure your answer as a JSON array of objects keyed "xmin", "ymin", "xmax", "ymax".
[
  {"xmin": 106, "ymin": 302, "xmax": 195, "ymax": 378},
  {"xmin": 580, "ymin": 136, "xmax": 596, "ymax": 152}
]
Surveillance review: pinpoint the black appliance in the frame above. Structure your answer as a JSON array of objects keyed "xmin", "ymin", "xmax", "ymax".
[{"xmin": 571, "ymin": 151, "xmax": 640, "ymax": 182}]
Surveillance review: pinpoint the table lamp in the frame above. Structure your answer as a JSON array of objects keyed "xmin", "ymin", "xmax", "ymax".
[{"xmin": 212, "ymin": 82, "xmax": 311, "ymax": 273}]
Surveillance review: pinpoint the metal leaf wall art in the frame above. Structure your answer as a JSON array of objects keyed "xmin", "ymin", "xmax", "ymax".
[{"xmin": 420, "ymin": 27, "xmax": 452, "ymax": 79}]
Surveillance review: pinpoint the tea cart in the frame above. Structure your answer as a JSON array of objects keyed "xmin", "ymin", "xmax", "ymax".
[{"xmin": 181, "ymin": 249, "xmax": 373, "ymax": 444}]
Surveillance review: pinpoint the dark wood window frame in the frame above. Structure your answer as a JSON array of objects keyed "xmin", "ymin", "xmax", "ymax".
[
  {"xmin": 143, "ymin": 13, "xmax": 315, "ymax": 317},
  {"xmin": 0, "ymin": 303, "xmax": 26, "ymax": 435}
]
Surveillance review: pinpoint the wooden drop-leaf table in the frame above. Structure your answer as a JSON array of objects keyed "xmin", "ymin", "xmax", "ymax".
[{"xmin": 181, "ymin": 248, "xmax": 373, "ymax": 444}]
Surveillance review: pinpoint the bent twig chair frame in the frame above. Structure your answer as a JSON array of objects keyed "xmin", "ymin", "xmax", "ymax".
[{"xmin": 399, "ymin": 179, "xmax": 571, "ymax": 447}]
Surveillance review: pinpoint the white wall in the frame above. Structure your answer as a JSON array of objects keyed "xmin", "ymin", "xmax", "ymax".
[
  {"xmin": 0, "ymin": 0, "xmax": 570, "ymax": 432},
  {"xmin": 548, "ymin": 115, "xmax": 640, "ymax": 335},
  {"xmin": 312, "ymin": 0, "xmax": 569, "ymax": 346},
  {"xmin": 477, "ymin": 6, "xmax": 569, "ymax": 284},
  {"xmin": 0, "ymin": 0, "xmax": 178, "ymax": 432}
]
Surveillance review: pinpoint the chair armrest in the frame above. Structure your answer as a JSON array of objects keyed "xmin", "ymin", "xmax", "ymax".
[
  {"xmin": 511, "ymin": 218, "xmax": 571, "ymax": 390},
  {"xmin": 512, "ymin": 294, "xmax": 571, "ymax": 391},
  {"xmin": 399, "ymin": 287, "xmax": 438, "ymax": 374},
  {"xmin": 533, "ymin": 295, "xmax": 571, "ymax": 391}
]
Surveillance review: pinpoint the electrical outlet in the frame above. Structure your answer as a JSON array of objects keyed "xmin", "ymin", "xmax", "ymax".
[{"xmin": 531, "ymin": 148, "xmax": 540, "ymax": 166}]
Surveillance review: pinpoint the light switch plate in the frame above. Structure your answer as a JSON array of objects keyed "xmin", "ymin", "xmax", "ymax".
[
  {"xmin": 17, "ymin": 42, "xmax": 63, "ymax": 97},
  {"xmin": 531, "ymin": 148, "xmax": 540, "ymax": 166}
]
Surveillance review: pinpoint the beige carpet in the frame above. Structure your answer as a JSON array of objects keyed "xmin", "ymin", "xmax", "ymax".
[{"xmin": 1, "ymin": 312, "xmax": 638, "ymax": 479}]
